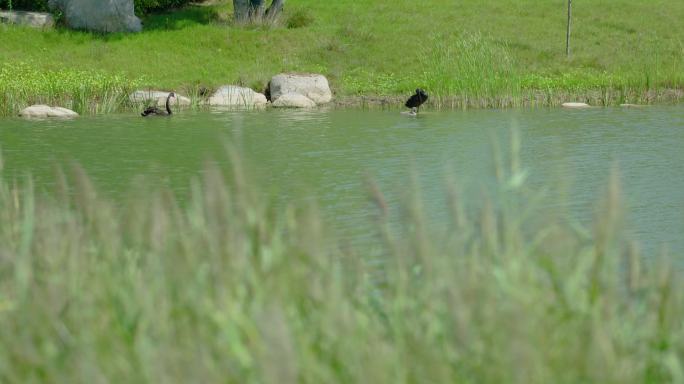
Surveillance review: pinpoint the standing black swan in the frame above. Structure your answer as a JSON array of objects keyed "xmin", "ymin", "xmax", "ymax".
[
  {"xmin": 141, "ymin": 92, "xmax": 176, "ymax": 117},
  {"xmin": 405, "ymin": 88, "xmax": 428, "ymax": 115}
]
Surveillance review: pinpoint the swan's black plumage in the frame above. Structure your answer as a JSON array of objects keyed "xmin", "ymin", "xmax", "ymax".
[
  {"xmin": 141, "ymin": 92, "xmax": 175, "ymax": 117},
  {"xmin": 405, "ymin": 89, "xmax": 428, "ymax": 113}
]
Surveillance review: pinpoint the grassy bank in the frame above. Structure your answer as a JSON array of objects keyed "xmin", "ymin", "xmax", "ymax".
[
  {"xmin": 1, "ymin": 0, "xmax": 683, "ymax": 114},
  {"xmin": 0, "ymin": 144, "xmax": 683, "ymax": 382},
  {"xmin": 0, "ymin": 63, "xmax": 142, "ymax": 116}
]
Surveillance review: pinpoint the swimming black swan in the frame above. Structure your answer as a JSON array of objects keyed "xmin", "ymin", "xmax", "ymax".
[
  {"xmin": 141, "ymin": 92, "xmax": 176, "ymax": 117},
  {"xmin": 405, "ymin": 88, "xmax": 428, "ymax": 115}
]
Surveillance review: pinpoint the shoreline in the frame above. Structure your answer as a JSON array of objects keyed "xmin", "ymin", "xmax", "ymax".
[
  {"xmin": 328, "ymin": 88, "xmax": 684, "ymax": 109},
  {"xmin": 3, "ymin": 86, "xmax": 683, "ymax": 118}
]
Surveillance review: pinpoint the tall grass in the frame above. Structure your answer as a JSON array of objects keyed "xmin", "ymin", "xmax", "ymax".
[
  {"xmin": 341, "ymin": 33, "xmax": 683, "ymax": 109},
  {"xmin": 0, "ymin": 141, "xmax": 682, "ymax": 382},
  {"xmin": 0, "ymin": 63, "xmax": 141, "ymax": 117},
  {"xmin": 418, "ymin": 33, "xmax": 521, "ymax": 108}
]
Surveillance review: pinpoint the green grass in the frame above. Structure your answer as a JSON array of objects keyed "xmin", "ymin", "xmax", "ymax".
[
  {"xmin": 0, "ymin": 62, "xmax": 141, "ymax": 115},
  {"xmin": 0, "ymin": 141, "xmax": 683, "ymax": 382},
  {"xmin": 0, "ymin": 0, "xmax": 683, "ymax": 113}
]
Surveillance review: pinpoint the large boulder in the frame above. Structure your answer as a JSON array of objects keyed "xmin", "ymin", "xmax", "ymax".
[
  {"xmin": 209, "ymin": 86, "xmax": 268, "ymax": 107},
  {"xmin": 48, "ymin": 0, "xmax": 141, "ymax": 33},
  {"xmin": 0, "ymin": 11, "xmax": 55, "ymax": 28},
  {"xmin": 269, "ymin": 74, "xmax": 332, "ymax": 105},
  {"xmin": 129, "ymin": 90, "xmax": 191, "ymax": 107},
  {"xmin": 271, "ymin": 93, "xmax": 316, "ymax": 108},
  {"xmin": 20, "ymin": 105, "xmax": 79, "ymax": 118}
]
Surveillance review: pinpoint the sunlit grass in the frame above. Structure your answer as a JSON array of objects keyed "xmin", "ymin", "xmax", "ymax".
[
  {"xmin": 0, "ymin": 62, "xmax": 141, "ymax": 116},
  {"xmin": 0, "ymin": 139, "xmax": 682, "ymax": 382},
  {"xmin": 1, "ymin": 0, "xmax": 683, "ymax": 111}
]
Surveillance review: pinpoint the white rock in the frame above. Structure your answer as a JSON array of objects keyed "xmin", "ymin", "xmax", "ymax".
[
  {"xmin": 48, "ymin": 0, "xmax": 141, "ymax": 33},
  {"xmin": 271, "ymin": 93, "xmax": 316, "ymax": 108},
  {"xmin": 269, "ymin": 74, "xmax": 332, "ymax": 105},
  {"xmin": 562, "ymin": 102, "xmax": 590, "ymax": 108},
  {"xmin": 0, "ymin": 11, "xmax": 54, "ymax": 28},
  {"xmin": 20, "ymin": 105, "xmax": 79, "ymax": 118},
  {"xmin": 129, "ymin": 90, "xmax": 191, "ymax": 107},
  {"xmin": 209, "ymin": 86, "xmax": 268, "ymax": 107}
]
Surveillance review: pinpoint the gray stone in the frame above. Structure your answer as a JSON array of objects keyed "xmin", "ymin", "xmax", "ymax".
[
  {"xmin": 209, "ymin": 86, "xmax": 268, "ymax": 107},
  {"xmin": 0, "ymin": 11, "xmax": 54, "ymax": 28},
  {"xmin": 130, "ymin": 90, "xmax": 191, "ymax": 107},
  {"xmin": 269, "ymin": 74, "xmax": 332, "ymax": 105},
  {"xmin": 271, "ymin": 93, "xmax": 316, "ymax": 108},
  {"xmin": 49, "ymin": 0, "xmax": 141, "ymax": 33},
  {"xmin": 562, "ymin": 102, "xmax": 590, "ymax": 108},
  {"xmin": 20, "ymin": 105, "xmax": 78, "ymax": 118}
]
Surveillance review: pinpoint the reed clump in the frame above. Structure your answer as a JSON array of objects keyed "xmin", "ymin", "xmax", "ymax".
[
  {"xmin": 341, "ymin": 32, "xmax": 683, "ymax": 109},
  {"xmin": 0, "ymin": 146, "xmax": 682, "ymax": 383},
  {"xmin": 0, "ymin": 62, "xmax": 141, "ymax": 117}
]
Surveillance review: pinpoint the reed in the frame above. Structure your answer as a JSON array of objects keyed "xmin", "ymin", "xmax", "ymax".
[
  {"xmin": 340, "ymin": 32, "xmax": 683, "ymax": 109},
  {"xmin": 0, "ymin": 141, "xmax": 681, "ymax": 383},
  {"xmin": 0, "ymin": 63, "xmax": 141, "ymax": 117},
  {"xmin": 417, "ymin": 33, "xmax": 521, "ymax": 104}
]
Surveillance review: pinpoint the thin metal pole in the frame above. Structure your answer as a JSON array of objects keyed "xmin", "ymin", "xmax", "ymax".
[{"xmin": 566, "ymin": 0, "xmax": 572, "ymax": 57}]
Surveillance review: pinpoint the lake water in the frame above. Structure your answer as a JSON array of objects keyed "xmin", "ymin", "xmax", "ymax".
[{"xmin": 1, "ymin": 106, "xmax": 683, "ymax": 255}]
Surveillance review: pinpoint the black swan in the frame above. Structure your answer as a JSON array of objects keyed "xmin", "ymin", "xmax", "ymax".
[
  {"xmin": 141, "ymin": 92, "xmax": 176, "ymax": 117},
  {"xmin": 405, "ymin": 89, "xmax": 428, "ymax": 115}
]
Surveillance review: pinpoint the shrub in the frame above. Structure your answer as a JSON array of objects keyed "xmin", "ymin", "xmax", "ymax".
[
  {"xmin": 286, "ymin": 8, "xmax": 314, "ymax": 29},
  {"xmin": 0, "ymin": 0, "xmax": 48, "ymax": 11},
  {"xmin": 0, "ymin": 0, "xmax": 205, "ymax": 14},
  {"xmin": 134, "ymin": 0, "xmax": 206, "ymax": 14}
]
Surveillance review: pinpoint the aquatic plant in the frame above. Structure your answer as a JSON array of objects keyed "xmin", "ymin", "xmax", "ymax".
[{"xmin": 0, "ymin": 139, "xmax": 681, "ymax": 383}]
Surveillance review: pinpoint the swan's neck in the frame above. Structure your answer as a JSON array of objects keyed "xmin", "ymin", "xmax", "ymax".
[{"xmin": 166, "ymin": 96, "xmax": 173, "ymax": 114}]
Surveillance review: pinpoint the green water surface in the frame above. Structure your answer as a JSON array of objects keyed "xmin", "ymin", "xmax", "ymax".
[{"xmin": 1, "ymin": 106, "xmax": 683, "ymax": 254}]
